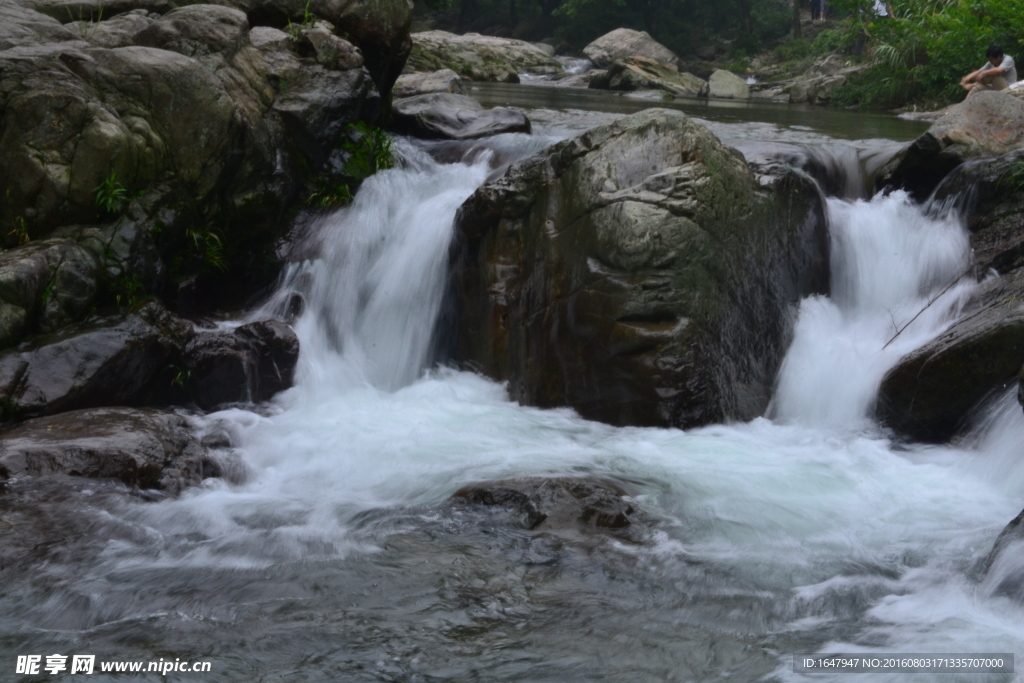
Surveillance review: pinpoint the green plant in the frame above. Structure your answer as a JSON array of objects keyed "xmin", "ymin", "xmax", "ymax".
[
  {"xmin": 94, "ymin": 172, "xmax": 127, "ymax": 215},
  {"xmin": 186, "ymin": 228, "xmax": 228, "ymax": 273},
  {"xmin": 7, "ymin": 216, "xmax": 30, "ymax": 245},
  {"xmin": 111, "ymin": 274, "xmax": 144, "ymax": 308},
  {"xmin": 997, "ymin": 160, "xmax": 1024, "ymax": 192},
  {"xmin": 286, "ymin": 0, "xmax": 315, "ymax": 39},
  {"xmin": 774, "ymin": 37, "xmax": 811, "ymax": 62},
  {"xmin": 305, "ymin": 123, "xmax": 394, "ymax": 209},
  {"xmin": 169, "ymin": 365, "xmax": 192, "ymax": 388}
]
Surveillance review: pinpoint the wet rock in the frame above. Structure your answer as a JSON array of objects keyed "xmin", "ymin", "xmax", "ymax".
[
  {"xmin": 452, "ymin": 109, "xmax": 829, "ymax": 428},
  {"xmin": 68, "ymin": 9, "xmax": 156, "ymax": 49},
  {"xmin": 184, "ymin": 319, "xmax": 299, "ymax": 409},
  {"xmin": 393, "ymin": 68, "xmax": 466, "ymax": 98},
  {"xmin": 453, "ymin": 477, "xmax": 639, "ymax": 534},
  {"xmin": 582, "ymin": 28, "xmax": 682, "ymax": 70},
  {"xmin": 298, "ymin": 27, "xmax": 364, "ymax": 70},
  {"xmin": 878, "ymin": 151, "xmax": 1024, "ymax": 442},
  {"xmin": 391, "ymin": 93, "xmax": 531, "ymax": 140},
  {"xmin": 592, "ymin": 56, "xmax": 707, "ymax": 98},
  {"xmin": 0, "ymin": 407, "xmax": 212, "ymax": 492},
  {"xmin": 406, "ymin": 30, "xmax": 560, "ymax": 82},
  {"xmin": 781, "ymin": 55, "xmax": 861, "ymax": 106},
  {"xmin": 133, "ymin": 4, "xmax": 250, "ymax": 57},
  {"xmin": 708, "ymin": 69, "xmax": 749, "ymax": 99},
  {"xmin": 983, "ymin": 508, "xmax": 1024, "ymax": 601},
  {"xmin": 878, "ymin": 91, "xmax": 1024, "ymax": 199},
  {"xmin": 0, "ymin": 300, "xmax": 190, "ymax": 422}
]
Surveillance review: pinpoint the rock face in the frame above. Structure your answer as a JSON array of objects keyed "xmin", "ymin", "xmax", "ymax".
[
  {"xmin": 393, "ymin": 68, "xmax": 465, "ymax": 98},
  {"xmin": 878, "ymin": 91, "xmax": 1024, "ymax": 199},
  {"xmin": 779, "ymin": 55, "xmax": 859, "ymax": 105},
  {"xmin": 590, "ymin": 56, "xmax": 707, "ymax": 98},
  {"xmin": 582, "ymin": 28, "xmax": 681, "ymax": 70},
  {"xmin": 452, "ymin": 109, "xmax": 829, "ymax": 428},
  {"xmin": 406, "ymin": 30, "xmax": 561, "ymax": 82},
  {"xmin": 983, "ymin": 507, "xmax": 1024, "ymax": 601},
  {"xmin": 0, "ymin": 407, "xmax": 213, "ymax": 492},
  {"xmin": 453, "ymin": 477, "xmax": 641, "ymax": 535},
  {"xmin": 391, "ymin": 92, "xmax": 530, "ymax": 140},
  {"xmin": 0, "ymin": 0, "xmax": 406, "ymax": 319},
  {"xmin": 708, "ymin": 69, "xmax": 749, "ymax": 99},
  {"xmin": 0, "ymin": 300, "xmax": 300, "ymax": 421},
  {"xmin": 878, "ymin": 151, "xmax": 1024, "ymax": 442}
]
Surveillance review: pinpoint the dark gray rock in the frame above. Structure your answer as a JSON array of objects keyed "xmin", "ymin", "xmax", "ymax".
[
  {"xmin": 0, "ymin": 406, "xmax": 214, "ymax": 492},
  {"xmin": 453, "ymin": 477, "xmax": 639, "ymax": 535},
  {"xmin": 183, "ymin": 319, "xmax": 298, "ymax": 409},
  {"xmin": 0, "ymin": 300, "xmax": 191, "ymax": 422},
  {"xmin": 391, "ymin": 92, "xmax": 530, "ymax": 140},
  {"xmin": 298, "ymin": 27, "xmax": 363, "ymax": 70},
  {"xmin": 983, "ymin": 508, "xmax": 1024, "ymax": 601},
  {"xmin": 452, "ymin": 109, "xmax": 829, "ymax": 428}
]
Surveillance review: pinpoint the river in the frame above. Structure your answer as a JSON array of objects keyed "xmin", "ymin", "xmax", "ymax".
[{"xmin": 1, "ymin": 89, "xmax": 1022, "ymax": 682}]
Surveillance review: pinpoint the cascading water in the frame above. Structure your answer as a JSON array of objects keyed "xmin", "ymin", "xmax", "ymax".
[{"xmin": 3, "ymin": 122, "xmax": 1024, "ymax": 682}]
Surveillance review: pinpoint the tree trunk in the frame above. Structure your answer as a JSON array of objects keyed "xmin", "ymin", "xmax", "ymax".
[{"xmin": 792, "ymin": 0, "xmax": 802, "ymax": 38}]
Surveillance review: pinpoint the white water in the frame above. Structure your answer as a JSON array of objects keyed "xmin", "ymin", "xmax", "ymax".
[{"xmin": 7, "ymin": 134, "xmax": 1024, "ymax": 681}]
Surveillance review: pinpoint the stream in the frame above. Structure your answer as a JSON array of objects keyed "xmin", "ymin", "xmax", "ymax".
[{"xmin": 1, "ymin": 91, "xmax": 1023, "ymax": 682}]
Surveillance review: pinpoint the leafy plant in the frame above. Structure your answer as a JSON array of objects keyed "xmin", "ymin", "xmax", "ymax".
[
  {"xmin": 186, "ymin": 228, "xmax": 228, "ymax": 273},
  {"xmin": 95, "ymin": 172, "xmax": 127, "ymax": 215},
  {"xmin": 286, "ymin": 0, "xmax": 316, "ymax": 40},
  {"xmin": 111, "ymin": 274, "xmax": 144, "ymax": 308},
  {"xmin": 305, "ymin": 122, "xmax": 394, "ymax": 209},
  {"xmin": 7, "ymin": 216, "xmax": 30, "ymax": 245}
]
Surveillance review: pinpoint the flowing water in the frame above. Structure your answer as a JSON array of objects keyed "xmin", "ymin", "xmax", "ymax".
[{"xmin": 2, "ymin": 102, "xmax": 1024, "ymax": 682}]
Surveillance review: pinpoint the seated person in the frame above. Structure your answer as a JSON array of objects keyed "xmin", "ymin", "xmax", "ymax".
[{"xmin": 961, "ymin": 45, "xmax": 1017, "ymax": 94}]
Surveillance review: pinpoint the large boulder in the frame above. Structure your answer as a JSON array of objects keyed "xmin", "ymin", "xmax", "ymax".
[
  {"xmin": 0, "ymin": 407, "xmax": 213, "ymax": 492},
  {"xmin": 391, "ymin": 92, "xmax": 530, "ymax": 140},
  {"xmin": 877, "ymin": 151, "xmax": 1024, "ymax": 442},
  {"xmin": 984, "ymin": 507, "xmax": 1024, "ymax": 601},
  {"xmin": 406, "ymin": 30, "xmax": 560, "ymax": 82},
  {"xmin": 877, "ymin": 91, "xmax": 1024, "ymax": 199},
  {"xmin": 582, "ymin": 28, "xmax": 681, "ymax": 70},
  {"xmin": 451, "ymin": 109, "xmax": 829, "ymax": 428},
  {"xmin": 708, "ymin": 69, "xmax": 749, "ymax": 99},
  {"xmin": 590, "ymin": 56, "xmax": 707, "ymax": 98},
  {"xmin": 0, "ymin": 0, "xmax": 386, "ymax": 313}
]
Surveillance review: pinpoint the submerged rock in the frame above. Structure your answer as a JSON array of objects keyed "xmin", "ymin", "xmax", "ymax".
[
  {"xmin": 0, "ymin": 407, "xmax": 214, "ymax": 492},
  {"xmin": 983, "ymin": 508, "xmax": 1024, "ymax": 601},
  {"xmin": 406, "ymin": 30, "xmax": 560, "ymax": 82},
  {"xmin": 391, "ymin": 92, "xmax": 530, "ymax": 140},
  {"xmin": 453, "ymin": 477, "xmax": 640, "ymax": 535},
  {"xmin": 452, "ymin": 109, "xmax": 828, "ymax": 428},
  {"xmin": 582, "ymin": 28, "xmax": 682, "ymax": 70},
  {"xmin": 877, "ymin": 91, "xmax": 1024, "ymax": 199}
]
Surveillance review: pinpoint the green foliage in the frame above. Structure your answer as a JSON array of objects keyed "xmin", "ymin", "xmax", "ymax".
[
  {"xmin": 831, "ymin": 0, "xmax": 1024, "ymax": 108},
  {"xmin": 110, "ymin": 274, "xmax": 144, "ymax": 308},
  {"xmin": 286, "ymin": 0, "xmax": 316, "ymax": 39},
  {"xmin": 997, "ymin": 160, "xmax": 1024, "ymax": 192},
  {"xmin": 94, "ymin": 172, "xmax": 127, "ymax": 215},
  {"xmin": 774, "ymin": 37, "xmax": 811, "ymax": 61},
  {"xmin": 186, "ymin": 228, "xmax": 228, "ymax": 273},
  {"xmin": 7, "ymin": 216, "xmax": 30, "ymax": 245},
  {"xmin": 306, "ymin": 122, "xmax": 394, "ymax": 209}
]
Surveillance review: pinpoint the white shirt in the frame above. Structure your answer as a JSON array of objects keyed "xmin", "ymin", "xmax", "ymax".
[
  {"xmin": 980, "ymin": 55, "xmax": 1017, "ymax": 83},
  {"xmin": 872, "ymin": 0, "xmax": 889, "ymax": 15}
]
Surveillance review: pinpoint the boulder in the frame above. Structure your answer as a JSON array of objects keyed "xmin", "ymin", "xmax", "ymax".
[
  {"xmin": 184, "ymin": 319, "xmax": 299, "ymax": 409},
  {"xmin": 452, "ymin": 109, "xmax": 829, "ymax": 428},
  {"xmin": 0, "ymin": 407, "xmax": 213, "ymax": 492},
  {"xmin": 983, "ymin": 508, "xmax": 1024, "ymax": 601},
  {"xmin": 0, "ymin": 0, "xmax": 385, "ymax": 310},
  {"xmin": 0, "ymin": 300, "xmax": 191, "ymax": 422},
  {"xmin": 582, "ymin": 28, "xmax": 681, "ymax": 70},
  {"xmin": 877, "ymin": 91, "xmax": 1024, "ymax": 199},
  {"xmin": 708, "ymin": 69, "xmax": 749, "ymax": 99},
  {"xmin": 406, "ymin": 30, "xmax": 560, "ymax": 82},
  {"xmin": 453, "ymin": 477, "xmax": 640, "ymax": 535},
  {"xmin": 877, "ymin": 151, "xmax": 1024, "ymax": 442},
  {"xmin": 391, "ymin": 92, "xmax": 531, "ymax": 140},
  {"xmin": 591, "ymin": 56, "xmax": 707, "ymax": 97},
  {"xmin": 393, "ymin": 68, "xmax": 466, "ymax": 98}
]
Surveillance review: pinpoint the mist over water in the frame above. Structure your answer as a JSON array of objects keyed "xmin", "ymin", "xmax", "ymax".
[{"xmin": 4, "ymin": 126, "xmax": 1024, "ymax": 681}]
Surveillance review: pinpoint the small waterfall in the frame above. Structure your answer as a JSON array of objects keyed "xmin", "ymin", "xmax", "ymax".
[{"xmin": 770, "ymin": 190, "xmax": 975, "ymax": 428}]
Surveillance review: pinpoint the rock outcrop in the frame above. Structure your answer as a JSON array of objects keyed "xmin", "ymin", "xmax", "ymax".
[
  {"xmin": 877, "ymin": 91, "xmax": 1024, "ymax": 199},
  {"xmin": 0, "ymin": 406, "xmax": 214, "ymax": 492},
  {"xmin": 582, "ymin": 28, "xmax": 681, "ymax": 70},
  {"xmin": 452, "ymin": 109, "xmax": 829, "ymax": 428},
  {"xmin": 878, "ymin": 151, "xmax": 1024, "ymax": 442},
  {"xmin": 391, "ymin": 92, "xmax": 530, "ymax": 140},
  {"xmin": 406, "ymin": 30, "xmax": 560, "ymax": 82},
  {"xmin": 589, "ymin": 56, "xmax": 707, "ymax": 98}
]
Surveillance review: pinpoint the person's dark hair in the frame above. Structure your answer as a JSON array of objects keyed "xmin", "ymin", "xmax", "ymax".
[{"xmin": 986, "ymin": 44, "xmax": 1004, "ymax": 59}]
